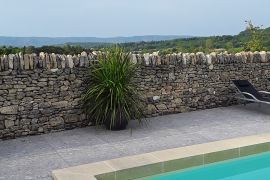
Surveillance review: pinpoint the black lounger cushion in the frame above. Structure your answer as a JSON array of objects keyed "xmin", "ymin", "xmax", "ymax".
[{"xmin": 237, "ymin": 80, "xmax": 250, "ymax": 87}]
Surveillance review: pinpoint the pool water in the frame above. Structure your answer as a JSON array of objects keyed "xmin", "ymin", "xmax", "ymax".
[{"xmin": 139, "ymin": 152, "xmax": 270, "ymax": 180}]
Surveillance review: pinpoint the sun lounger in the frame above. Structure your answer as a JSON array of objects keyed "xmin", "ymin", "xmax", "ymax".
[{"xmin": 230, "ymin": 80, "xmax": 270, "ymax": 105}]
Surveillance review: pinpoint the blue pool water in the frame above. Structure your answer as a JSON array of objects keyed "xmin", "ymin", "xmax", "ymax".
[{"xmin": 141, "ymin": 152, "xmax": 270, "ymax": 180}]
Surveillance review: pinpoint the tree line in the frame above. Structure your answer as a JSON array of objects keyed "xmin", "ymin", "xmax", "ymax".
[{"xmin": 0, "ymin": 45, "xmax": 91, "ymax": 55}]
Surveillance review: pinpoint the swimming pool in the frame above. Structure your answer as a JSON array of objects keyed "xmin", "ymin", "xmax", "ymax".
[{"xmin": 139, "ymin": 152, "xmax": 270, "ymax": 180}]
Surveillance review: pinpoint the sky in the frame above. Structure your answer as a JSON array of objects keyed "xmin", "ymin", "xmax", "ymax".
[{"xmin": 0, "ymin": 0, "xmax": 269, "ymax": 37}]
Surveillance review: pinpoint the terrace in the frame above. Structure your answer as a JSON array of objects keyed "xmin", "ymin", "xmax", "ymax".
[{"xmin": 1, "ymin": 103, "xmax": 270, "ymax": 180}]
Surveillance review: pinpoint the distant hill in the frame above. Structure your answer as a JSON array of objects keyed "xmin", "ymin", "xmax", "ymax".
[
  {"xmin": 0, "ymin": 35, "xmax": 190, "ymax": 47},
  {"xmin": 2, "ymin": 27, "xmax": 269, "ymax": 55}
]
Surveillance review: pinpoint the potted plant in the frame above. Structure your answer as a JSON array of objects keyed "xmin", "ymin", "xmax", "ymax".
[{"xmin": 82, "ymin": 47, "xmax": 144, "ymax": 130}]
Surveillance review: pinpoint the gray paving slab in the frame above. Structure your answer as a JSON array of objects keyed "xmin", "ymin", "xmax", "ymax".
[
  {"xmin": 43, "ymin": 129, "xmax": 106, "ymax": 150},
  {"xmin": 1, "ymin": 104, "xmax": 270, "ymax": 179},
  {"xmin": 0, "ymin": 135, "xmax": 55, "ymax": 158},
  {"xmin": 111, "ymin": 132, "xmax": 211, "ymax": 156},
  {"xmin": 56, "ymin": 143, "xmax": 126, "ymax": 166},
  {"xmin": 0, "ymin": 153, "xmax": 67, "ymax": 180}
]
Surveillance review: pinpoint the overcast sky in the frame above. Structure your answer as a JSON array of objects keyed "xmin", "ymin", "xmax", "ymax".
[{"xmin": 0, "ymin": 0, "xmax": 269, "ymax": 37}]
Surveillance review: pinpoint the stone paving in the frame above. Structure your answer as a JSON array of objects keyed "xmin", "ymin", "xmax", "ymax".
[{"xmin": 1, "ymin": 104, "xmax": 270, "ymax": 180}]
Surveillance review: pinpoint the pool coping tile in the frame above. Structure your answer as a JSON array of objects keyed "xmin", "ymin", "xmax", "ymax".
[{"xmin": 52, "ymin": 132, "xmax": 270, "ymax": 180}]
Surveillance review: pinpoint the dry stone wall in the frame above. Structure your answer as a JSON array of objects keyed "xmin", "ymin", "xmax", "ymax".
[{"xmin": 1, "ymin": 51, "xmax": 270, "ymax": 139}]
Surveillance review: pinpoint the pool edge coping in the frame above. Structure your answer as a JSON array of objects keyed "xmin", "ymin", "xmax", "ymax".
[{"xmin": 52, "ymin": 132, "xmax": 270, "ymax": 180}]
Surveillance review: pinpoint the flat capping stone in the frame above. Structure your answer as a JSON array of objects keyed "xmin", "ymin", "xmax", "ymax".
[{"xmin": 52, "ymin": 132, "xmax": 270, "ymax": 180}]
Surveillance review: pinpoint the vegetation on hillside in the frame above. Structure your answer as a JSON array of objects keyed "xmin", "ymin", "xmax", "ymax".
[
  {"xmin": 0, "ymin": 22, "xmax": 268, "ymax": 55},
  {"xmin": 121, "ymin": 23, "xmax": 269, "ymax": 54}
]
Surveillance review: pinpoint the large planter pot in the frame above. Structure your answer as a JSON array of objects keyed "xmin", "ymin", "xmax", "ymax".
[{"xmin": 105, "ymin": 119, "xmax": 128, "ymax": 131}]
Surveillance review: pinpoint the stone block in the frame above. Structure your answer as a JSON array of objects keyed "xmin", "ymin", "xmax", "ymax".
[
  {"xmin": 8, "ymin": 54, "xmax": 14, "ymax": 69},
  {"xmin": 260, "ymin": 51, "xmax": 267, "ymax": 62},
  {"xmin": 146, "ymin": 104, "xmax": 157, "ymax": 115},
  {"xmin": 50, "ymin": 117, "xmax": 64, "ymax": 127},
  {"xmin": 24, "ymin": 54, "xmax": 30, "ymax": 70},
  {"xmin": 67, "ymin": 55, "xmax": 74, "ymax": 68},
  {"xmin": 156, "ymin": 104, "xmax": 167, "ymax": 111},
  {"xmin": 0, "ymin": 105, "xmax": 18, "ymax": 115},
  {"xmin": 64, "ymin": 114, "xmax": 80, "ymax": 123},
  {"xmin": 153, "ymin": 96, "xmax": 160, "ymax": 101},
  {"xmin": 4, "ymin": 120, "xmax": 14, "ymax": 128},
  {"xmin": 0, "ymin": 120, "xmax": 4, "ymax": 130},
  {"xmin": 52, "ymin": 101, "xmax": 69, "ymax": 108}
]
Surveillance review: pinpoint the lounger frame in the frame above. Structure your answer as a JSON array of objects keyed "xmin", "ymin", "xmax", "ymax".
[{"xmin": 228, "ymin": 81, "xmax": 270, "ymax": 105}]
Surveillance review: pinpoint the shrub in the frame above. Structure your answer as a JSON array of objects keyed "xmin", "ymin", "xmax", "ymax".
[
  {"xmin": 82, "ymin": 47, "xmax": 144, "ymax": 130},
  {"xmin": 244, "ymin": 20, "xmax": 265, "ymax": 51}
]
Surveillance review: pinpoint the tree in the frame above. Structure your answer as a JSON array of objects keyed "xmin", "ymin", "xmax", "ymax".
[
  {"xmin": 225, "ymin": 41, "xmax": 233, "ymax": 50},
  {"xmin": 244, "ymin": 20, "xmax": 264, "ymax": 51},
  {"xmin": 25, "ymin": 46, "xmax": 36, "ymax": 54},
  {"xmin": 205, "ymin": 39, "xmax": 213, "ymax": 50}
]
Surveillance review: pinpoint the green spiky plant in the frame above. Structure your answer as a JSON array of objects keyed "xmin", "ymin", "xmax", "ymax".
[{"xmin": 82, "ymin": 47, "xmax": 144, "ymax": 130}]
